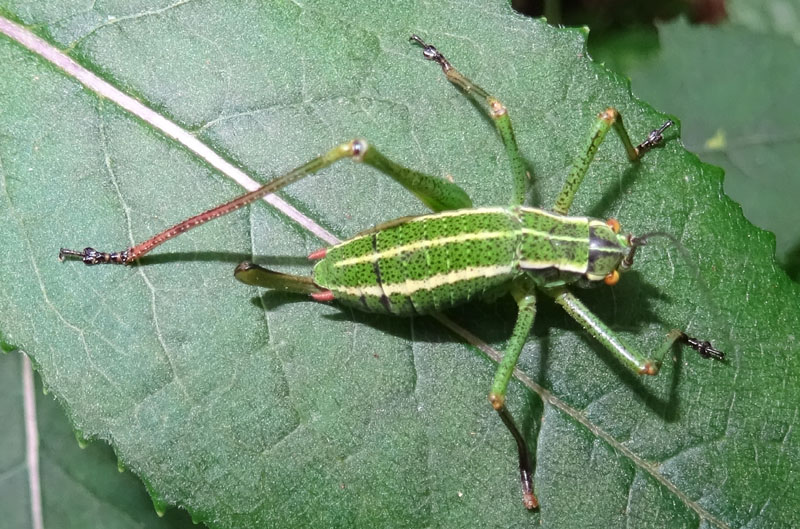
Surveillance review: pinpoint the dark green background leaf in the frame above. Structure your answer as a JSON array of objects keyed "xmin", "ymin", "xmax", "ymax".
[
  {"xmin": 1, "ymin": 1, "xmax": 798, "ymax": 528},
  {"xmin": 0, "ymin": 352, "xmax": 195, "ymax": 528},
  {"xmin": 625, "ymin": 18, "xmax": 800, "ymax": 275},
  {"xmin": 0, "ymin": 352, "xmax": 31, "ymax": 527},
  {"xmin": 727, "ymin": 0, "xmax": 800, "ymax": 43}
]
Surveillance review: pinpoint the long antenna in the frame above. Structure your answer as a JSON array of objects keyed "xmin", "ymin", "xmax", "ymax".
[{"xmin": 624, "ymin": 230, "xmax": 726, "ymax": 361}]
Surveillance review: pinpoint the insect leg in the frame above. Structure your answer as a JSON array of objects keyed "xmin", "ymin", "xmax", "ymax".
[
  {"xmin": 488, "ymin": 282, "xmax": 538, "ymax": 509},
  {"xmin": 59, "ymin": 139, "xmax": 471, "ymax": 265},
  {"xmin": 410, "ymin": 35, "xmax": 528, "ymax": 207},
  {"xmin": 553, "ymin": 109, "xmax": 673, "ymax": 215},
  {"xmin": 546, "ymin": 287, "xmax": 724, "ymax": 374},
  {"xmin": 359, "ymin": 139, "xmax": 473, "ymax": 212},
  {"xmin": 233, "ymin": 262, "xmax": 328, "ymax": 296}
]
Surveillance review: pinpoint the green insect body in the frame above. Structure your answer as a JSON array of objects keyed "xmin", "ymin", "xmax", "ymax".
[
  {"xmin": 60, "ymin": 35, "xmax": 725, "ymax": 510},
  {"xmin": 314, "ymin": 207, "xmax": 626, "ymax": 316}
]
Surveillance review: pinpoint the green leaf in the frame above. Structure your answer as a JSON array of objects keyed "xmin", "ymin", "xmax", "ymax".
[
  {"xmin": 584, "ymin": 25, "xmax": 661, "ymax": 76},
  {"xmin": 1, "ymin": 2, "xmax": 797, "ymax": 528},
  {"xmin": 0, "ymin": 352, "xmax": 30, "ymax": 527},
  {"xmin": 727, "ymin": 0, "xmax": 800, "ymax": 43},
  {"xmin": 0, "ymin": 352, "xmax": 195, "ymax": 528},
  {"xmin": 625, "ymin": 18, "xmax": 800, "ymax": 276}
]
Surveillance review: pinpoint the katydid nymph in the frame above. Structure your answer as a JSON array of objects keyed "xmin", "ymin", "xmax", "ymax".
[{"xmin": 59, "ymin": 35, "xmax": 725, "ymax": 510}]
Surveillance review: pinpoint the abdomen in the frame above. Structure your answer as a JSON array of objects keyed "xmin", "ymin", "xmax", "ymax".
[{"xmin": 313, "ymin": 207, "xmax": 521, "ymax": 315}]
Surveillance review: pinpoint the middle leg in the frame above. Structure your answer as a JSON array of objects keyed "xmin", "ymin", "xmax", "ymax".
[{"xmin": 488, "ymin": 279, "xmax": 539, "ymax": 509}]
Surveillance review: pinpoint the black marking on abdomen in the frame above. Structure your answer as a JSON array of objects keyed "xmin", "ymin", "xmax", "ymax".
[{"xmin": 371, "ymin": 233, "xmax": 393, "ymax": 313}]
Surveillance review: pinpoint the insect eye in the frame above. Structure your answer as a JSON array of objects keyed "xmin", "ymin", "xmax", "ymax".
[
  {"xmin": 605, "ymin": 218, "xmax": 620, "ymax": 234},
  {"xmin": 604, "ymin": 270, "xmax": 620, "ymax": 286}
]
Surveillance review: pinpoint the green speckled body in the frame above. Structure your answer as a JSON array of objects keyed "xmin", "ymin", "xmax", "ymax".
[
  {"xmin": 57, "ymin": 35, "xmax": 706, "ymax": 511},
  {"xmin": 312, "ymin": 207, "xmax": 628, "ymax": 315}
]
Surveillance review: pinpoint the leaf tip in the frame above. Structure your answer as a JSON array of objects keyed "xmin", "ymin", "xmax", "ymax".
[
  {"xmin": 74, "ymin": 429, "xmax": 89, "ymax": 449},
  {"xmin": 152, "ymin": 497, "xmax": 168, "ymax": 518},
  {"xmin": 143, "ymin": 479, "xmax": 169, "ymax": 517}
]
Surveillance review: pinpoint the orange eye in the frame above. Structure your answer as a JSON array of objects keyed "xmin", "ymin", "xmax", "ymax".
[
  {"xmin": 604, "ymin": 270, "xmax": 620, "ymax": 286},
  {"xmin": 606, "ymin": 218, "xmax": 620, "ymax": 234}
]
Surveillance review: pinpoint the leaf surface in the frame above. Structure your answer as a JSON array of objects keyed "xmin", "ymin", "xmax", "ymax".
[{"xmin": 1, "ymin": 2, "xmax": 798, "ymax": 528}]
